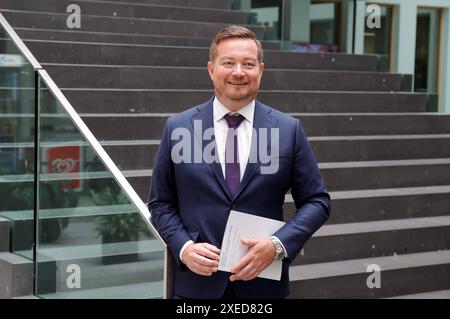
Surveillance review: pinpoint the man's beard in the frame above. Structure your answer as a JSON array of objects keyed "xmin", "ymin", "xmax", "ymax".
[{"xmin": 224, "ymin": 86, "xmax": 252, "ymax": 101}]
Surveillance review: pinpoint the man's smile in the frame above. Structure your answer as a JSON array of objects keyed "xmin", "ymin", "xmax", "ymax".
[{"xmin": 228, "ymin": 82, "xmax": 248, "ymax": 86}]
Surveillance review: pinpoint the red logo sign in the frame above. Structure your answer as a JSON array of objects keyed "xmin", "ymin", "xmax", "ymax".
[{"xmin": 46, "ymin": 146, "xmax": 81, "ymax": 190}]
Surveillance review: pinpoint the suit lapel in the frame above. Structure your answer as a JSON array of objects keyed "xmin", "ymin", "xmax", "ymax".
[
  {"xmin": 191, "ymin": 97, "xmax": 233, "ymax": 200},
  {"xmin": 190, "ymin": 99, "xmax": 277, "ymax": 202},
  {"xmin": 233, "ymin": 101, "xmax": 277, "ymax": 200}
]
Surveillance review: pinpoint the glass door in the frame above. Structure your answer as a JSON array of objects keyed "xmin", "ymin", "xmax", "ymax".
[
  {"xmin": 414, "ymin": 8, "xmax": 441, "ymax": 93},
  {"xmin": 364, "ymin": 3, "xmax": 393, "ymax": 72}
]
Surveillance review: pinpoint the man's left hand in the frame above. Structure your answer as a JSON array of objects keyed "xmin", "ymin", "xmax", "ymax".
[{"xmin": 229, "ymin": 237, "xmax": 275, "ymax": 281}]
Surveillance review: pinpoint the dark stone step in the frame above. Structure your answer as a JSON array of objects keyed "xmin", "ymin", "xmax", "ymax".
[
  {"xmin": 62, "ymin": 89, "xmax": 430, "ymax": 114},
  {"xmin": 45, "ymin": 64, "xmax": 406, "ymax": 92},
  {"xmin": 295, "ymin": 216, "xmax": 450, "ymax": 265},
  {"xmin": 300, "ymin": 114, "xmax": 450, "ymax": 136},
  {"xmin": 24, "ymin": 231, "xmax": 164, "ymax": 295},
  {"xmin": 87, "ymin": 164, "xmax": 450, "ymax": 204},
  {"xmin": 289, "ymin": 250, "xmax": 450, "ymax": 298},
  {"xmin": 1, "ymin": 0, "xmax": 249, "ymax": 24},
  {"xmin": 389, "ymin": 289, "xmax": 450, "ymax": 299},
  {"xmin": 324, "ymin": 186, "xmax": 450, "ymax": 224},
  {"xmin": 0, "ymin": 253, "xmax": 34, "ymax": 299},
  {"xmin": 39, "ymin": 281, "xmax": 163, "ymax": 299},
  {"xmin": 127, "ymin": 175, "xmax": 151, "ymax": 201},
  {"xmin": 16, "ymin": 28, "xmax": 281, "ymax": 50},
  {"xmin": 25, "ymin": 40, "xmax": 377, "ymax": 72},
  {"xmin": 124, "ymin": 159, "xmax": 450, "ymax": 200},
  {"xmin": 103, "ymin": 143, "xmax": 159, "ymax": 171},
  {"xmin": 92, "ymin": 0, "xmax": 234, "ymax": 9},
  {"xmin": 1, "ymin": 10, "xmax": 264, "ymax": 39},
  {"xmin": 99, "ymin": 135, "xmax": 450, "ymax": 171},
  {"xmin": 311, "ymin": 135, "xmax": 450, "ymax": 162},
  {"xmin": 27, "ymin": 40, "xmax": 378, "ymax": 71},
  {"xmin": 321, "ymin": 159, "xmax": 450, "ymax": 191},
  {"xmin": 5, "ymin": 134, "xmax": 448, "ymax": 179},
  {"xmin": 76, "ymin": 114, "xmax": 450, "ymax": 141},
  {"xmin": 0, "ymin": 218, "xmax": 10, "ymax": 252}
]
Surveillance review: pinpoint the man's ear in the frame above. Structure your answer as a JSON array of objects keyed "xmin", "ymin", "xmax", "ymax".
[
  {"xmin": 259, "ymin": 62, "xmax": 265, "ymax": 75},
  {"xmin": 207, "ymin": 61, "xmax": 214, "ymax": 80}
]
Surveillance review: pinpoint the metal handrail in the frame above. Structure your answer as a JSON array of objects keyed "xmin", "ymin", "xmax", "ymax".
[
  {"xmin": 0, "ymin": 11, "xmax": 170, "ymax": 298},
  {"xmin": 0, "ymin": 12, "xmax": 41, "ymax": 70}
]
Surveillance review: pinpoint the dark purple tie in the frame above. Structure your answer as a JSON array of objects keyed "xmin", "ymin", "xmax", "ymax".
[{"xmin": 224, "ymin": 113, "xmax": 245, "ymax": 196}]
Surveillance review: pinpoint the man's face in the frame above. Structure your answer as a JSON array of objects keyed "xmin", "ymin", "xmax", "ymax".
[{"xmin": 208, "ymin": 38, "xmax": 264, "ymax": 111}]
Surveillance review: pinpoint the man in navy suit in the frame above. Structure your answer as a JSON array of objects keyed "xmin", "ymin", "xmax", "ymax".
[{"xmin": 149, "ymin": 25, "xmax": 330, "ymax": 299}]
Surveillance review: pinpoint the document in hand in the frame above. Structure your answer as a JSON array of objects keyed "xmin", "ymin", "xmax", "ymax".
[{"xmin": 218, "ymin": 210, "xmax": 286, "ymax": 281}]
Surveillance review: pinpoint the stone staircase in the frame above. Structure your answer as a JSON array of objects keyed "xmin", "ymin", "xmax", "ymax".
[
  {"xmin": 1, "ymin": 0, "xmax": 450, "ymax": 298},
  {"xmin": 0, "ymin": 218, "xmax": 33, "ymax": 299}
]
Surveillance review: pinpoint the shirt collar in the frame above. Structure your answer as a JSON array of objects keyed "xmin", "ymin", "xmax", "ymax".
[{"xmin": 213, "ymin": 97, "xmax": 255, "ymax": 124}]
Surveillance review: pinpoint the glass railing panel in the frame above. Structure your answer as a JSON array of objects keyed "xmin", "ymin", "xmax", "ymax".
[
  {"xmin": 35, "ymin": 73, "xmax": 165, "ymax": 299},
  {"xmin": 0, "ymin": 22, "xmax": 36, "ymax": 255}
]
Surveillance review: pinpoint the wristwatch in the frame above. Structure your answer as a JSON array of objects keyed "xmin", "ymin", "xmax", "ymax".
[{"xmin": 270, "ymin": 236, "xmax": 285, "ymax": 261}]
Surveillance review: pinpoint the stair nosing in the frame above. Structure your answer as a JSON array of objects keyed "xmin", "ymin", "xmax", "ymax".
[
  {"xmin": 80, "ymin": 112, "xmax": 449, "ymax": 117},
  {"xmin": 25, "ymin": 39, "xmax": 212, "ymax": 50},
  {"xmin": 3, "ymin": 137, "xmax": 450, "ymax": 149},
  {"xmin": 290, "ymin": 250, "xmax": 450, "ymax": 281},
  {"xmin": 3, "ymin": 112, "xmax": 447, "ymax": 118},
  {"xmin": 16, "ymin": 27, "xmax": 218, "ymax": 40},
  {"xmin": 56, "ymin": 88, "xmax": 429, "ymax": 95},
  {"xmin": 319, "ymin": 158, "xmax": 450, "ymax": 169},
  {"xmin": 286, "ymin": 185, "xmax": 450, "ymax": 201},
  {"xmin": 387, "ymin": 289, "xmax": 450, "ymax": 299},
  {"xmin": 310, "ymin": 134, "xmax": 450, "ymax": 141},
  {"xmin": 38, "ymin": 281, "xmax": 163, "ymax": 299},
  {"xmin": 28, "ymin": 0, "xmax": 243, "ymax": 14},
  {"xmin": 17, "ymin": 239, "xmax": 162, "ymax": 261},
  {"xmin": 0, "ymin": 252, "xmax": 33, "ymax": 264},
  {"xmin": 41, "ymin": 62, "xmax": 397, "ymax": 74},
  {"xmin": 315, "ymin": 215, "xmax": 450, "ymax": 237},
  {"xmin": 25, "ymin": 38, "xmax": 377, "ymax": 60},
  {"xmin": 26, "ymin": 0, "xmax": 248, "ymax": 14}
]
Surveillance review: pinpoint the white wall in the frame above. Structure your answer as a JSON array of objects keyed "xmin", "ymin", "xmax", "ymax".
[
  {"xmin": 289, "ymin": 0, "xmax": 311, "ymax": 43},
  {"xmin": 364, "ymin": 0, "xmax": 450, "ymax": 113},
  {"xmin": 283, "ymin": 0, "xmax": 450, "ymax": 112},
  {"xmin": 439, "ymin": 8, "xmax": 450, "ymax": 113}
]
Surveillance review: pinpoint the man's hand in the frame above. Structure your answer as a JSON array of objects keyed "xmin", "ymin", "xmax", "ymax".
[
  {"xmin": 182, "ymin": 243, "xmax": 221, "ymax": 277},
  {"xmin": 229, "ymin": 237, "xmax": 276, "ymax": 282}
]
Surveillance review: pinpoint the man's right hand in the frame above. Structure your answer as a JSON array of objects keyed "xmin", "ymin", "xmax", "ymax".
[{"xmin": 182, "ymin": 243, "xmax": 221, "ymax": 276}]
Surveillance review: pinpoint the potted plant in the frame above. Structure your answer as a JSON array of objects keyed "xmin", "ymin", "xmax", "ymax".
[{"xmin": 90, "ymin": 185, "xmax": 151, "ymax": 264}]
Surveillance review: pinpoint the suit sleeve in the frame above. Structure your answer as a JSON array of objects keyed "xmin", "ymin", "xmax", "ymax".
[
  {"xmin": 148, "ymin": 118, "xmax": 192, "ymax": 269},
  {"xmin": 273, "ymin": 119, "xmax": 331, "ymax": 263}
]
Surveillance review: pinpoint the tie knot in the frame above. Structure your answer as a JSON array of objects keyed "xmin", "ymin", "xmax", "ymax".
[{"xmin": 224, "ymin": 113, "xmax": 245, "ymax": 129}]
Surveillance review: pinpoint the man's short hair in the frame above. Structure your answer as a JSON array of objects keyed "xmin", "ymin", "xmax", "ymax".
[{"xmin": 209, "ymin": 25, "xmax": 264, "ymax": 64}]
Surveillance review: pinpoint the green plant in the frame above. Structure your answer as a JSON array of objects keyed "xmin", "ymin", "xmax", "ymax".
[{"xmin": 90, "ymin": 186, "xmax": 151, "ymax": 242}]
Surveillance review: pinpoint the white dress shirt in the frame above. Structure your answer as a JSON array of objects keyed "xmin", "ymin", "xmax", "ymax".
[
  {"xmin": 212, "ymin": 98, "xmax": 254, "ymax": 180},
  {"xmin": 179, "ymin": 97, "xmax": 287, "ymax": 262}
]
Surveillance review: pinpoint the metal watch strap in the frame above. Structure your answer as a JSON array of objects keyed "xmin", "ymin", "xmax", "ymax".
[{"xmin": 270, "ymin": 236, "xmax": 285, "ymax": 261}]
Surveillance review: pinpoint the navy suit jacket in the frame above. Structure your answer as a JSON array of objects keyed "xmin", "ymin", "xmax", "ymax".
[{"xmin": 149, "ymin": 97, "xmax": 330, "ymax": 299}]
